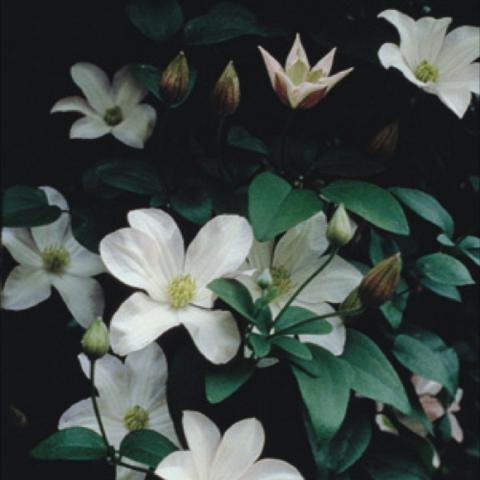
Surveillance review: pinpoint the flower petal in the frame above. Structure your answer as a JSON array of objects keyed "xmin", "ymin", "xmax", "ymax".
[
  {"xmin": 247, "ymin": 239, "xmax": 274, "ymax": 271},
  {"xmin": 378, "ymin": 43, "xmax": 424, "ymax": 87},
  {"xmin": 289, "ymin": 82, "xmax": 327, "ymax": 109},
  {"xmin": 285, "ymin": 33, "xmax": 310, "ymax": 71},
  {"xmin": 415, "ymin": 16, "xmax": 452, "ymax": 64},
  {"xmin": 324, "ymin": 67, "xmax": 354, "ymax": 92},
  {"xmin": 59, "ymin": 398, "xmax": 100, "ymax": 432},
  {"xmin": 210, "ymin": 418, "xmax": 265, "ymax": 480},
  {"xmin": 412, "ymin": 375, "xmax": 442, "ymax": 396},
  {"xmin": 274, "ymin": 71, "xmax": 295, "ymax": 107},
  {"xmin": 437, "ymin": 26, "xmax": 480, "ymax": 75},
  {"xmin": 179, "ymin": 307, "xmax": 241, "ymax": 364},
  {"xmin": 70, "ymin": 116, "xmax": 111, "ymax": 139},
  {"xmin": 420, "ymin": 395, "xmax": 445, "ymax": 422},
  {"xmin": 117, "ymin": 465, "xmax": 147, "ymax": 480},
  {"xmin": 439, "ymin": 62, "xmax": 480, "ymax": 95},
  {"xmin": 50, "ymin": 275, "xmax": 104, "ymax": 328},
  {"xmin": 70, "ymin": 62, "xmax": 114, "ymax": 113},
  {"xmin": 311, "ymin": 48, "xmax": 337, "ymax": 77},
  {"xmin": 100, "ymin": 227, "xmax": 167, "ymax": 301},
  {"xmin": 1, "ymin": 266, "xmax": 51, "ymax": 310},
  {"xmin": 185, "ymin": 215, "xmax": 253, "ymax": 288},
  {"xmin": 182, "ymin": 411, "xmax": 221, "ymax": 479},
  {"xmin": 448, "ymin": 413, "xmax": 464, "ymax": 443},
  {"xmin": 112, "ymin": 104, "xmax": 157, "ymax": 149},
  {"xmin": 109, "ymin": 292, "xmax": 180, "ymax": 356},
  {"xmin": 155, "ymin": 451, "xmax": 198, "ymax": 480},
  {"xmin": 63, "ymin": 230, "xmax": 105, "ymax": 277},
  {"xmin": 430, "ymin": 84, "xmax": 473, "ymax": 118},
  {"xmin": 239, "ymin": 459, "xmax": 304, "ymax": 480},
  {"xmin": 149, "ymin": 407, "xmax": 179, "ymax": 447},
  {"xmin": 50, "ymin": 96, "xmax": 97, "ymax": 116},
  {"xmin": 127, "ymin": 209, "xmax": 184, "ymax": 280},
  {"xmin": 112, "ymin": 65, "xmax": 147, "ymax": 112},
  {"xmin": 258, "ymin": 46, "xmax": 285, "ymax": 88},
  {"xmin": 1, "ymin": 228, "xmax": 42, "ymax": 267}
]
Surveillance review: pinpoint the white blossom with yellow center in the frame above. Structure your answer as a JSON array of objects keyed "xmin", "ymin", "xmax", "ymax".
[
  {"xmin": 378, "ymin": 9, "xmax": 480, "ymax": 118},
  {"xmin": 59, "ymin": 344, "xmax": 178, "ymax": 480},
  {"xmin": 1, "ymin": 186, "xmax": 105, "ymax": 328},
  {"xmin": 100, "ymin": 209, "xmax": 254, "ymax": 364}
]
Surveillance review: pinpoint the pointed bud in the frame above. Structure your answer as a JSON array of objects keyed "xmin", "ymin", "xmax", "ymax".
[
  {"xmin": 340, "ymin": 287, "xmax": 364, "ymax": 316},
  {"xmin": 358, "ymin": 253, "xmax": 402, "ymax": 307},
  {"xmin": 211, "ymin": 61, "xmax": 240, "ymax": 116},
  {"xmin": 327, "ymin": 204, "xmax": 354, "ymax": 247},
  {"xmin": 368, "ymin": 121, "xmax": 399, "ymax": 158},
  {"xmin": 257, "ymin": 269, "xmax": 273, "ymax": 290},
  {"xmin": 159, "ymin": 51, "xmax": 190, "ymax": 105},
  {"xmin": 81, "ymin": 317, "xmax": 109, "ymax": 360}
]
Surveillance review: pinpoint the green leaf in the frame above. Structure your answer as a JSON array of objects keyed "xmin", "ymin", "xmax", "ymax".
[
  {"xmin": 437, "ymin": 233, "xmax": 455, "ymax": 247},
  {"xmin": 96, "ymin": 159, "xmax": 163, "ymax": 195},
  {"xmin": 31, "ymin": 427, "xmax": 108, "ymax": 460},
  {"xmin": 416, "ymin": 252, "xmax": 474, "ymax": 286},
  {"xmin": 205, "ymin": 359, "xmax": 255, "ymax": 403},
  {"xmin": 182, "ymin": 1, "xmax": 285, "ymax": 45},
  {"xmin": 71, "ymin": 208, "xmax": 99, "ymax": 253},
  {"xmin": 369, "ymin": 229, "xmax": 400, "ymax": 265},
  {"xmin": 393, "ymin": 334, "xmax": 456, "ymax": 395},
  {"xmin": 321, "ymin": 180, "xmax": 409, "ymax": 235},
  {"xmin": 292, "ymin": 345, "xmax": 351, "ymax": 444},
  {"xmin": 274, "ymin": 306, "xmax": 333, "ymax": 336},
  {"xmin": 390, "ymin": 187, "xmax": 454, "ymax": 237},
  {"xmin": 341, "ymin": 330, "xmax": 410, "ymax": 414},
  {"xmin": 171, "ymin": 181, "xmax": 213, "ymax": 225},
  {"xmin": 458, "ymin": 235, "xmax": 480, "ymax": 266},
  {"xmin": 273, "ymin": 336, "xmax": 312, "ymax": 360},
  {"xmin": 3, "ymin": 186, "xmax": 62, "ymax": 227},
  {"xmin": 126, "ymin": 0, "xmax": 184, "ymax": 43},
  {"xmin": 227, "ymin": 126, "xmax": 268, "ymax": 155},
  {"xmin": 248, "ymin": 172, "xmax": 323, "ymax": 241},
  {"xmin": 420, "ymin": 277, "xmax": 461, "ymax": 302},
  {"xmin": 380, "ymin": 287, "xmax": 409, "ymax": 330},
  {"xmin": 248, "ymin": 333, "xmax": 271, "ymax": 357},
  {"xmin": 119, "ymin": 429, "xmax": 177, "ymax": 468}
]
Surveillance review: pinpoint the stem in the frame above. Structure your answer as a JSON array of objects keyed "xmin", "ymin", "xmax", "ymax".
[
  {"xmin": 89, "ymin": 360, "xmax": 110, "ymax": 448},
  {"xmin": 158, "ymin": 107, "xmax": 170, "ymax": 153},
  {"xmin": 279, "ymin": 110, "xmax": 295, "ymax": 174},
  {"xmin": 216, "ymin": 115, "xmax": 226, "ymax": 174}
]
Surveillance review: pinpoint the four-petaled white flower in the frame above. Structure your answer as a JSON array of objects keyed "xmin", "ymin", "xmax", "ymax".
[
  {"xmin": 100, "ymin": 209, "xmax": 254, "ymax": 364},
  {"xmin": 155, "ymin": 411, "xmax": 304, "ymax": 480},
  {"xmin": 258, "ymin": 33, "xmax": 353, "ymax": 109},
  {"xmin": 51, "ymin": 63, "xmax": 157, "ymax": 148},
  {"xmin": 378, "ymin": 9, "xmax": 480, "ymax": 118},
  {"xmin": 1, "ymin": 186, "xmax": 105, "ymax": 328},
  {"xmin": 238, "ymin": 212, "xmax": 362, "ymax": 356},
  {"xmin": 59, "ymin": 343, "xmax": 178, "ymax": 480}
]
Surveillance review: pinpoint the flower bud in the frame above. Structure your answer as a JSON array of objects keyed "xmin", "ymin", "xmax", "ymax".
[
  {"xmin": 327, "ymin": 204, "xmax": 354, "ymax": 247},
  {"xmin": 368, "ymin": 121, "xmax": 399, "ymax": 158},
  {"xmin": 358, "ymin": 253, "xmax": 402, "ymax": 307},
  {"xmin": 211, "ymin": 61, "xmax": 240, "ymax": 116},
  {"xmin": 257, "ymin": 269, "xmax": 273, "ymax": 290},
  {"xmin": 159, "ymin": 51, "xmax": 190, "ymax": 105},
  {"xmin": 81, "ymin": 317, "xmax": 109, "ymax": 360}
]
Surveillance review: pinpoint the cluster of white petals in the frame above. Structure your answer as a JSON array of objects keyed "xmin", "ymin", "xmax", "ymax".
[
  {"xmin": 378, "ymin": 9, "xmax": 480, "ymax": 118},
  {"xmin": 1, "ymin": 187, "xmax": 105, "ymax": 327},
  {"xmin": 258, "ymin": 34, "xmax": 353, "ymax": 109},
  {"xmin": 155, "ymin": 411, "xmax": 304, "ymax": 480},
  {"xmin": 239, "ymin": 212, "xmax": 362, "ymax": 356},
  {"xmin": 51, "ymin": 63, "xmax": 157, "ymax": 148},
  {"xmin": 60, "ymin": 343, "xmax": 177, "ymax": 480},
  {"xmin": 100, "ymin": 209, "xmax": 253, "ymax": 364}
]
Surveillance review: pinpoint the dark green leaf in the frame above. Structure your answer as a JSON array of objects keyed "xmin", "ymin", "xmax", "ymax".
[
  {"xmin": 227, "ymin": 126, "xmax": 268, "ymax": 155},
  {"xmin": 458, "ymin": 235, "xmax": 480, "ymax": 266},
  {"xmin": 119, "ymin": 429, "xmax": 177, "ymax": 468},
  {"xmin": 416, "ymin": 252, "xmax": 474, "ymax": 286},
  {"xmin": 380, "ymin": 277, "xmax": 409, "ymax": 329},
  {"xmin": 31, "ymin": 427, "xmax": 108, "ymax": 460},
  {"xmin": 437, "ymin": 233, "xmax": 455, "ymax": 247},
  {"xmin": 322, "ymin": 180, "xmax": 409, "ymax": 235},
  {"xmin": 420, "ymin": 277, "xmax": 461, "ymax": 302},
  {"xmin": 369, "ymin": 229, "xmax": 400, "ymax": 265},
  {"xmin": 248, "ymin": 333, "xmax": 271, "ymax": 357},
  {"xmin": 71, "ymin": 208, "xmax": 99, "ymax": 253},
  {"xmin": 3, "ymin": 186, "xmax": 62, "ymax": 227},
  {"xmin": 274, "ymin": 306, "xmax": 333, "ymax": 336},
  {"xmin": 249, "ymin": 172, "xmax": 323, "ymax": 241},
  {"xmin": 171, "ymin": 181, "xmax": 213, "ymax": 225},
  {"xmin": 273, "ymin": 336, "xmax": 312, "ymax": 360},
  {"xmin": 364, "ymin": 450, "xmax": 430, "ymax": 480}
]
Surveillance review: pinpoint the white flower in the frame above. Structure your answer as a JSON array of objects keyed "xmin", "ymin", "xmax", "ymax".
[
  {"xmin": 238, "ymin": 212, "xmax": 362, "ymax": 356},
  {"xmin": 258, "ymin": 33, "xmax": 353, "ymax": 109},
  {"xmin": 378, "ymin": 9, "xmax": 480, "ymax": 118},
  {"xmin": 155, "ymin": 411, "xmax": 304, "ymax": 480},
  {"xmin": 100, "ymin": 209, "xmax": 253, "ymax": 364},
  {"xmin": 1, "ymin": 186, "xmax": 105, "ymax": 328},
  {"xmin": 51, "ymin": 63, "xmax": 157, "ymax": 148},
  {"xmin": 59, "ymin": 344, "xmax": 178, "ymax": 480}
]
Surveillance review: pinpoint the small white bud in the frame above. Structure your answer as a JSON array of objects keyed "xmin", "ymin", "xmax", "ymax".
[
  {"xmin": 257, "ymin": 269, "xmax": 273, "ymax": 290},
  {"xmin": 81, "ymin": 317, "xmax": 109, "ymax": 360},
  {"xmin": 327, "ymin": 204, "xmax": 354, "ymax": 247}
]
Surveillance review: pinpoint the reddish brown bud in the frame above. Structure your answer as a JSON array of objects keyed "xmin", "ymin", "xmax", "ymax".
[
  {"xmin": 211, "ymin": 61, "xmax": 240, "ymax": 116},
  {"xmin": 159, "ymin": 51, "xmax": 189, "ymax": 105},
  {"xmin": 368, "ymin": 121, "xmax": 400, "ymax": 158}
]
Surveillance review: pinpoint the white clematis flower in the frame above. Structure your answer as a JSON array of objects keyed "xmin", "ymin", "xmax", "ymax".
[
  {"xmin": 155, "ymin": 411, "xmax": 304, "ymax": 480},
  {"xmin": 1, "ymin": 186, "xmax": 105, "ymax": 328},
  {"xmin": 51, "ymin": 63, "xmax": 157, "ymax": 148},
  {"xmin": 100, "ymin": 209, "xmax": 254, "ymax": 364},
  {"xmin": 378, "ymin": 9, "xmax": 480, "ymax": 118},
  {"xmin": 238, "ymin": 212, "xmax": 362, "ymax": 356},
  {"xmin": 59, "ymin": 343, "xmax": 178, "ymax": 480},
  {"xmin": 258, "ymin": 33, "xmax": 353, "ymax": 109}
]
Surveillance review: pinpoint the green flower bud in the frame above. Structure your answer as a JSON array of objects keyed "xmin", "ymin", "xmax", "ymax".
[
  {"xmin": 358, "ymin": 253, "xmax": 402, "ymax": 307},
  {"xmin": 81, "ymin": 317, "xmax": 109, "ymax": 360},
  {"xmin": 327, "ymin": 204, "xmax": 354, "ymax": 247},
  {"xmin": 211, "ymin": 61, "xmax": 240, "ymax": 116},
  {"xmin": 339, "ymin": 287, "xmax": 364, "ymax": 324},
  {"xmin": 257, "ymin": 269, "xmax": 273, "ymax": 290},
  {"xmin": 159, "ymin": 51, "xmax": 190, "ymax": 105}
]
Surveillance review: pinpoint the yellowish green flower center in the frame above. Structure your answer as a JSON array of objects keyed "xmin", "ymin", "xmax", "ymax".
[
  {"xmin": 414, "ymin": 60, "xmax": 439, "ymax": 83},
  {"xmin": 271, "ymin": 266, "xmax": 293, "ymax": 298},
  {"xmin": 124, "ymin": 405, "xmax": 149, "ymax": 431},
  {"xmin": 42, "ymin": 245, "xmax": 70, "ymax": 274},
  {"xmin": 287, "ymin": 60, "xmax": 310, "ymax": 85},
  {"xmin": 167, "ymin": 274, "xmax": 196, "ymax": 309},
  {"xmin": 104, "ymin": 106, "xmax": 123, "ymax": 126}
]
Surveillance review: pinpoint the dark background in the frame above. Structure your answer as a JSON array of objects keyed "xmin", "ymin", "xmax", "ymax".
[{"xmin": 2, "ymin": 0, "xmax": 479, "ymax": 478}]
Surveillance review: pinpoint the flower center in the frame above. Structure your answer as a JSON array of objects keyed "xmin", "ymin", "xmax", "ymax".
[
  {"xmin": 104, "ymin": 106, "xmax": 123, "ymax": 126},
  {"xmin": 414, "ymin": 60, "xmax": 439, "ymax": 83},
  {"xmin": 167, "ymin": 274, "xmax": 196, "ymax": 309},
  {"xmin": 124, "ymin": 405, "xmax": 149, "ymax": 431},
  {"xmin": 270, "ymin": 266, "xmax": 293, "ymax": 298},
  {"xmin": 286, "ymin": 60, "xmax": 309, "ymax": 85},
  {"xmin": 42, "ymin": 245, "xmax": 70, "ymax": 274}
]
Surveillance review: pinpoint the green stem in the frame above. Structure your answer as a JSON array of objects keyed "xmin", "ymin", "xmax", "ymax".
[
  {"xmin": 90, "ymin": 360, "xmax": 110, "ymax": 448},
  {"xmin": 158, "ymin": 107, "xmax": 171, "ymax": 153},
  {"xmin": 216, "ymin": 115, "xmax": 226, "ymax": 175}
]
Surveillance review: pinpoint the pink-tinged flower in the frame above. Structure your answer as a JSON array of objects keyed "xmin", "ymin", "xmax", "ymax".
[
  {"xmin": 378, "ymin": 9, "xmax": 480, "ymax": 118},
  {"xmin": 51, "ymin": 63, "xmax": 157, "ymax": 149},
  {"xmin": 258, "ymin": 34, "xmax": 353, "ymax": 109}
]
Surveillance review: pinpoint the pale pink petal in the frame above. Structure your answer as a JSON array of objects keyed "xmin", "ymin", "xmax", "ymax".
[
  {"xmin": 448, "ymin": 413, "xmax": 464, "ymax": 443},
  {"xmin": 311, "ymin": 48, "xmax": 337, "ymax": 76},
  {"xmin": 258, "ymin": 46, "xmax": 285, "ymax": 88},
  {"xmin": 285, "ymin": 33, "xmax": 310, "ymax": 70},
  {"xmin": 420, "ymin": 395, "xmax": 445, "ymax": 422}
]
